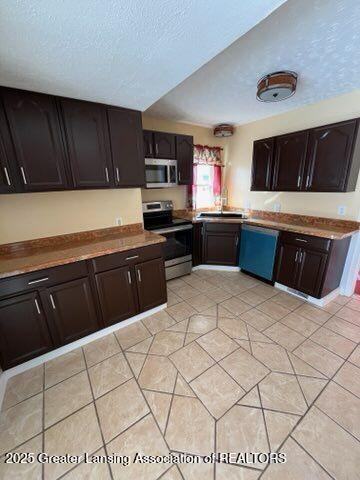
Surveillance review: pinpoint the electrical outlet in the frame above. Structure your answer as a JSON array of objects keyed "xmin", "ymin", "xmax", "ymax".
[
  {"xmin": 115, "ymin": 217, "xmax": 123, "ymax": 226},
  {"xmin": 273, "ymin": 203, "xmax": 281, "ymax": 212},
  {"xmin": 337, "ymin": 206, "xmax": 346, "ymax": 216}
]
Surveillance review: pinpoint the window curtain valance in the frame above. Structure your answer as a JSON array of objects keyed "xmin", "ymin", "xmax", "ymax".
[{"xmin": 194, "ymin": 144, "xmax": 223, "ymax": 166}]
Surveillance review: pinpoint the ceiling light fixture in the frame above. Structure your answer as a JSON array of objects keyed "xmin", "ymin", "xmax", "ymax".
[{"xmin": 256, "ymin": 71, "xmax": 298, "ymax": 102}]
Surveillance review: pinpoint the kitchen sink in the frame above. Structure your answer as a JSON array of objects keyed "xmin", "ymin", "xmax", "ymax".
[{"xmin": 197, "ymin": 212, "xmax": 247, "ymax": 219}]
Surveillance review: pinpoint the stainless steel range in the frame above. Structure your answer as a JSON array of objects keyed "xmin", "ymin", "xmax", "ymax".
[{"xmin": 142, "ymin": 201, "xmax": 193, "ymax": 280}]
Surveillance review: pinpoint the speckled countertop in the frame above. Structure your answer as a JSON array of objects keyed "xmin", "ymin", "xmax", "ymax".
[
  {"xmin": 0, "ymin": 225, "xmax": 165, "ymax": 280},
  {"xmin": 174, "ymin": 211, "xmax": 359, "ymax": 240}
]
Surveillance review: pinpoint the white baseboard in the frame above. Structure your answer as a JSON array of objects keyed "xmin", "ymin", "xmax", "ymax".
[
  {"xmin": 0, "ymin": 303, "xmax": 166, "ymax": 410},
  {"xmin": 274, "ymin": 282, "xmax": 342, "ymax": 307},
  {"xmin": 192, "ymin": 265, "xmax": 240, "ymax": 272}
]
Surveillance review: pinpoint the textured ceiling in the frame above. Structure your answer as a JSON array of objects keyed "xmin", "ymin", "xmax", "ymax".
[
  {"xmin": 0, "ymin": 0, "xmax": 286, "ymax": 110},
  {"xmin": 147, "ymin": 0, "xmax": 360, "ymax": 126}
]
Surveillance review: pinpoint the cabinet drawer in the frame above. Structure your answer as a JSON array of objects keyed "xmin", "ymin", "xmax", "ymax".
[
  {"xmin": 91, "ymin": 244, "xmax": 163, "ymax": 273},
  {"xmin": 280, "ymin": 231, "xmax": 331, "ymax": 252},
  {"xmin": 0, "ymin": 261, "xmax": 88, "ymax": 299},
  {"xmin": 204, "ymin": 223, "xmax": 240, "ymax": 233}
]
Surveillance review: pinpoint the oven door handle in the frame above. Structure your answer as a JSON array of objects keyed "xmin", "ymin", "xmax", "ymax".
[{"xmin": 154, "ymin": 224, "xmax": 193, "ymax": 234}]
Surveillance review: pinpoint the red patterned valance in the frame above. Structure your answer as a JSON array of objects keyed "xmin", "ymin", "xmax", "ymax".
[{"xmin": 194, "ymin": 144, "xmax": 223, "ymax": 166}]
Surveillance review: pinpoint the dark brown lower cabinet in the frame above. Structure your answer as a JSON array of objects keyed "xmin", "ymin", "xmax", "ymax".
[
  {"xmin": 95, "ymin": 266, "xmax": 137, "ymax": 326},
  {"xmin": 135, "ymin": 258, "xmax": 167, "ymax": 312},
  {"xmin": 0, "ymin": 245, "xmax": 167, "ymax": 369},
  {"xmin": 0, "ymin": 292, "xmax": 53, "ymax": 369},
  {"xmin": 43, "ymin": 277, "xmax": 100, "ymax": 346},
  {"xmin": 275, "ymin": 232, "xmax": 350, "ymax": 298},
  {"xmin": 203, "ymin": 223, "xmax": 240, "ymax": 266},
  {"xmin": 296, "ymin": 249, "xmax": 328, "ymax": 296}
]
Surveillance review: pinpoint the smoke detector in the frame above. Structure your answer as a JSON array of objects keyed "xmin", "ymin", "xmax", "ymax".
[
  {"xmin": 213, "ymin": 124, "xmax": 234, "ymax": 137},
  {"xmin": 256, "ymin": 71, "xmax": 298, "ymax": 102}
]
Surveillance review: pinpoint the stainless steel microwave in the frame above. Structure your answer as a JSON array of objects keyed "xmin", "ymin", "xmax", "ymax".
[{"xmin": 145, "ymin": 159, "xmax": 178, "ymax": 188}]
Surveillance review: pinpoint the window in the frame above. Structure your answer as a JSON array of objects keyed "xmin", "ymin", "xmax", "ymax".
[{"xmin": 195, "ymin": 164, "xmax": 215, "ymax": 209}]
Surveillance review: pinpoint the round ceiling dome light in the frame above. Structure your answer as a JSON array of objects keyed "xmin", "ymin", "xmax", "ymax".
[{"xmin": 256, "ymin": 71, "xmax": 298, "ymax": 102}]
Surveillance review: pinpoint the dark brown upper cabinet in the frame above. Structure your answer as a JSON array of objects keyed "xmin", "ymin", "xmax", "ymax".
[
  {"xmin": 143, "ymin": 130, "xmax": 154, "ymax": 157},
  {"xmin": 107, "ymin": 107, "xmax": 145, "ymax": 187},
  {"xmin": 305, "ymin": 120, "xmax": 359, "ymax": 192},
  {"xmin": 153, "ymin": 132, "xmax": 176, "ymax": 159},
  {"xmin": 1, "ymin": 88, "xmax": 69, "ymax": 191},
  {"xmin": 251, "ymin": 118, "xmax": 360, "ymax": 192},
  {"xmin": 60, "ymin": 98, "xmax": 114, "ymax": 188},
  {"xmin": 251, "ymin": 138, "xmax": 274, "ymax": 191},
  {"xmin": 0, "ymin": 106, "xmax": 19, "ymax": 193},
  {"xmin": 272, "ymin": 131, "xmax": 308, "ymax": 191},
  {"xmin": 176, "ymin": 134, "xmax": 193, "ymax": 184}
]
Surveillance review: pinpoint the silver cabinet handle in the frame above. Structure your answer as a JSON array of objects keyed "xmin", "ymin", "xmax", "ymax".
[
  {"xmin": 297, "ymin": 175, "xmax": 301, "ymax": 188},
  {"xmin": 306, "ymin": 175, "xmax": 310, "ymax": 188},
  {"xmin": 137, "ymin": 269, "xmax": 141, "ymax": 282},
  {"xmin": 49, "ymin": 294, "xmax": 56, "ymax": 310},
  {"xmin": 20, "ymin": 166, "xmax": 27, "ymax": 185},
  {"xmin": 178, "ymin": 172, "xmax": 181, "ymax": 182},
  {"xmin": 126, "ymin": 255, "xmax": 139, "ymax": 261},
  {"xmin": 3, "ymin": 167, "xmax": 11, "ymax": 186},
  {"xmin": 295, "ymin": 238, "xmax": 308, "ymax": 243},
  {"xmin": 295, "ymin": 250, "xmax": 299, "ymax": 263},
  {"xmin": 299, "ymin": 251, "xmax": 303, "ymax": 263},
  {"xmin": 155, "ymin": 143, "xmax": 159, "ymax": 155},
  {"xmin": 115, "ymin": 167, "xmax": 120, "ymax": 183},
  {"xmin": 34, "ymin": 298, "xmax": 41, "ymax": 315},
  {"xmin": 105, "ymin": 167, "xmax": 109, "ymax": 183},
  {"xmin": 149, "ymin": 143, "xmax": 153, "ymax": 156},
  {"xmin": 235, "ymin": 235, "xmax": 239, "ymax": 247},
  {"xmin": 127, "ymin": 271, "xmax": 132, "ymax": 284},
  {"xmin": 28, "ymin": 277, "xmax": 49, "ymax": 285}
]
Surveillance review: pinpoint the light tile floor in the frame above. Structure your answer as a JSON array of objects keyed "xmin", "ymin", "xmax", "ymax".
[{"xmin": 0, "ymin": 270, "xmax": 359, "ymax": 479}]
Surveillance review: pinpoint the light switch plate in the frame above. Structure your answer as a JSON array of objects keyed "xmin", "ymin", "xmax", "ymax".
[
  {"xmin": 115, "ymin": 217, "xmax": 123, "ymax": 226},
  {"xmin": 273, "ymin": 203, "xmax": 281, "ymax": 212},
  {"xmin": 337, "ymin": 206, "xmax": 346, "ymax": 216}
]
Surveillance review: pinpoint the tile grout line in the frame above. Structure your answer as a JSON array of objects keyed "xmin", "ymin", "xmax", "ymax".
[{"xmin": 82, "ymin": 346, "xmax": 115, "ymax": 480}]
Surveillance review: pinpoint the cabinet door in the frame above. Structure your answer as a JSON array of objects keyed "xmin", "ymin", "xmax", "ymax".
[
  {"xmin": 305, "ymin": 120, "xmax": 357, "ymax": 192},
  {"xmin": 95, "ymin": 266, "xmax": 137, "ymax": 326},
  {"xmin": 45, "ymin": 277, "xmax": 99, "ymax": 346},
  {"xmin": 143, "ymin": 130, "xmax": 154, "ymax": 157},
  {"xmin": 251, "ymin": 138, "xmax": 274, "ymax": 191},
  {"xmin": 107, "ymin": 107, "xmax": 145, "ymax": 187},
  {"xmin": 275, "ymin": 243, "xmax": 299, "ymax": 289},
  {"xmin": 60, "ymin": 99, "xmax": 113, "ymax": 188},
  {"xmin": 192, "ymin": 223, "xmax": 203, "ymax": 267},
  {"xmin": 296, "ymin": 249, "xmax": 328, "ymax": 297},
  {"xmin": 0, "ymin": 107, "xmax": 19, "ymax": 193},
  {"xmin": 0, "ymin": 292, "xmax": 53, "ymax": 369},
  {"xmin": 272, "ymin": 131, "xmax": 308, "ymax": 191},
  {"xmin": 153, "ymin": 132, "xmax": 176, "ymax": 159},
  {"xmin": 203, "ymin": 231, "xmax": 239, "ymax": 266},
  {"xmin": 176, "ymin": 134, "xmax": 193, "ymax": 185},
  {"xmin": 135, "ymin": 258, "xmax": 167, "ymax": 312},
  {"xmin": 2, "ymin": 89, "xmax": 69, "ymax": 191}
]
